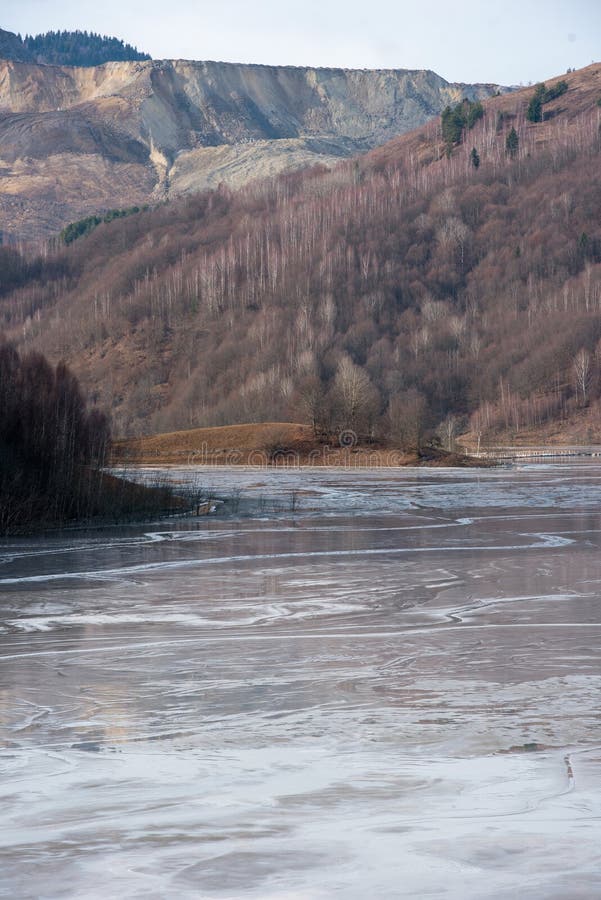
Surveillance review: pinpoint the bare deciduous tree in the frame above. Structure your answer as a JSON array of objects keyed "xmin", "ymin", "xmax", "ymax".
[
  {"xmin": 388, "ymin": 389, "xmax": 429, "ymax": 451},
  {"xmin": 573, "ymin": 348, "xmax": 592, "ymax": 406},
  {"xmin": 438, "ymin": 414, "xmax": 458, "ymax": 452},
  {"xmin": 331, "ymin": 356, "xmax": 379, "ymax": 440},
  {"xmin": 297, "ymin": 375, "xmax": 328, "ymax": 437}
]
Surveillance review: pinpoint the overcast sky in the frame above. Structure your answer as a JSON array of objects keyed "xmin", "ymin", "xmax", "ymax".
[{"xmin": 2, "ymin": 0, "xmax": 599, "ymax": 85}]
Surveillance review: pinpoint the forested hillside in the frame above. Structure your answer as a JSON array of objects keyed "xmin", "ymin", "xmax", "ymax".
[
  {"xmin": 0, "ymin": 28, "xmax": 150, "ymax": 66},
  {"xmin": 1, "ymin": 65, "xmax": 601, "ymax": 445}
]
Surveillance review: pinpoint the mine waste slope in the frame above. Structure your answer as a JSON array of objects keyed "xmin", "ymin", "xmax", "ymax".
[
  {"xmin": 0, "ymin": 26, "xmax": 504, "ymax": 241},
  {"xmin": 1, "ymin": 64, "xmax": 601, "ymax": 449}
]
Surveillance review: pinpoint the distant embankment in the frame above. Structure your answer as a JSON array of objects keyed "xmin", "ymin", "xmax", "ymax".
[
  {"xmin": 112, "ymin": 422, "xmax": 413, "ymax": 466},
  {"xmin": 112, "ymin": 422, "xmax": 488, "ymax": 467}
]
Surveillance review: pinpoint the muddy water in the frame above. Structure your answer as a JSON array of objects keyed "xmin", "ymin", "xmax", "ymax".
[{"xmin": 1, "ymin": 464, "xmax": 601, "ymax": 899}]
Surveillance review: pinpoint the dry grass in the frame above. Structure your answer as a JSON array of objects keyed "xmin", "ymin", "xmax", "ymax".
[
  {"xmin": 112, "ymin": 421, "xmax": 413, "ymax": 465},
  {"xmin": 112, "ymin": 422, "xmax": 489, "ymax": 467},
  {"xmin": 461, "ymin": 400, "xmax": 601, "ymax": 450},
  {"xmin": 114, "ymin": 422, "xmax": 312, "ymax": 457}
]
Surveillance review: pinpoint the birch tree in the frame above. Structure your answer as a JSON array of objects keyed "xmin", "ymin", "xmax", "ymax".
[{"xmin": 573, "ymin": 348, "xmax": 591, "ymax": 406}]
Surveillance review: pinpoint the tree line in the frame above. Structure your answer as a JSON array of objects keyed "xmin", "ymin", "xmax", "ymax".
[
  {"xmin": 0, "ymin": 337, "xmax": 194, "ymax": 532},
  {"xmin": 0, "ymin": 338, "xmax": 112, "ymax": 531},
  {"xmin": 4, "ymin": 30, "xmax": 151, "ymax": 67}
]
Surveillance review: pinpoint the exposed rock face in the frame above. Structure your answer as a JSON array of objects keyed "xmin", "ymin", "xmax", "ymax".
[{"xmin": 0, "ymin": 57, "xmax": 505, "ymax": 240}]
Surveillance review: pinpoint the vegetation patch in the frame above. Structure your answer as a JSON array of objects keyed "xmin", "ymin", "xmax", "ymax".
[
  {"xmin": 441, "ymin": 99, "xmax": 484, "ymax": 154},
  {"xmin": 526, "ymin": 80, "xmax": 569, "ymax": 123},
  {"xmin": 13, "ymin": 29, "xmax": 151, "ymax": 67},
  {"xmin": 60, "ymin": 206, "xmax": 148, "ymax": 245}
]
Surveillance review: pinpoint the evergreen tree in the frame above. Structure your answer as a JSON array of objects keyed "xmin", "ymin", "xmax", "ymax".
[
  {"xmin": 526, "ymin": 81, "xmax": 568, "ymax": 124},
  {"xmin": 544, "ymin": 80, "xmax": 568, "ymax": 102},
  {"xmin": 526, "ymin": 84, "xmax": 546, "ymax": 123},
  {"xmin": 60, "ymin": 205, "xmax": 146, "ymax": 244},
  {"xmin": 466, "ymin": 100, "xmax": 484, "ymax": 129},
  {"xmin": 21, "ymin": 30, "xmax": 150, "ymax": 67},
  {"xmin": 442, "ymin": 104, "xmax": 466, "ymax": 149},
  {"xmin": 442, "ymin": 99, "xmax": 485, "ymax": 155},
  {"xmin": 470, "ymin": 147, "xmax": 480, "ymax": 169},
  {"xmin": 505, "ymin": 126, "xmax": 519, "ymax": 158}
]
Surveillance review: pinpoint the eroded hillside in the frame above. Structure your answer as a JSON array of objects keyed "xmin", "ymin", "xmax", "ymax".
[{"xmin": 0, "ymin": 56, "xmax": 504, "ymax": 240}]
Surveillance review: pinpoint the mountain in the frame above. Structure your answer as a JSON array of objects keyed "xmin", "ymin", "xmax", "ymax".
[
  {"xmin": 1, "ymin": 66, "xmax": 600, "ymax": 445},
  {"xmin": 0, "ymin": 54, "xmax": 505, "ymax": 241}
]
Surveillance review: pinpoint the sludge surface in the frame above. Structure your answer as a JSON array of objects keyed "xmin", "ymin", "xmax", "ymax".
[{"xmin": 2, "ymin": 464, "xmax": 601, "ymax": 898}]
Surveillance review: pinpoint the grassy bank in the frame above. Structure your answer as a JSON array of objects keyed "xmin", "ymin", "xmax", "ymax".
[{"xmin": 112, "ymin": 422, "xmax": 491, "ymax": 468}]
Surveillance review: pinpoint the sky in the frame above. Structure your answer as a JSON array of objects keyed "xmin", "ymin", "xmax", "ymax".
[{"xmin": 2, "ymin": 0, "xmax": 600, "ymax": 85}]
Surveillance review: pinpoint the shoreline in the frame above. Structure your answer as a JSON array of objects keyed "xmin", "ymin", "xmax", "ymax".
[
  {"xmin": 111, "ymin": 457, "xmax": 495, "ymax": 470},
  {"xmin": 111, "ymin": 446, "xmax": 494, "ymax": 470},
  {"xmin": 112, "ymin": 423, "xmax": 601, "ymax": 469},
  {"xmin": 110, "ymin": 422, "xmax": 494, "ymax": 469}
]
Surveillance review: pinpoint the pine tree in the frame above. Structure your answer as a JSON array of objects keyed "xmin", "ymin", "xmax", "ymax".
[
  {"xmin": 470, "ymin": 147, "xmax": 480, "ymax": 169},
  {"xmin": 526, "ymin": 79, "xmax": 569, "ymax": 125},
  {"xmin": 505, "ymin": 127, "xmax": 519, "ymax": 158},
  {"xmin": 527, "ymin": 83, "xmax": 547, "ymax": 123},
  {"xmin": 466, "ymin": 101, "xmax": 484, "ymax": 130},
  {"xmin": 442, "ymin": 100, "xmax": 485, "ymax": 156},
  {"xmin": 22, "ymin": 30, "xmax": 150, "ymax": 66},
  {"xmin": 442, "ymin": 105, "xmax": 465, "ymax": 150}
]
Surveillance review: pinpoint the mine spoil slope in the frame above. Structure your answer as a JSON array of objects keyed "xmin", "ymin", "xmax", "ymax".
[{"xmin": 0, "ymin": 54, "xmax": 503, "ymax": 240}]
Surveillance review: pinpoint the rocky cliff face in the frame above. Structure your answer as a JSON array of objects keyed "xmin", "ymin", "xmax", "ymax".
[{"xmin": 0, "ymin": 57, "xmax": 506, "ymax": 240}]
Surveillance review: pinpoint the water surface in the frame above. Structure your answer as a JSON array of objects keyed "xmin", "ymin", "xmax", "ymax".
[{"xmin": 1, "ymin": 464, "xmax": 601, "ymax": 898}]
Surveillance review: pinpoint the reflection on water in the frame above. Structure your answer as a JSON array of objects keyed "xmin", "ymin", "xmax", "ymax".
[{"xmin": 1, "ymin": 464, "xmax": 601, "ymax": 898}]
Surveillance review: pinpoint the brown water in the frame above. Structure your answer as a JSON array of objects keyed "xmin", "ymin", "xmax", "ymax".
[{"xmin": 1, "ymin": 464, "xmax": 601, "ymax": 898}]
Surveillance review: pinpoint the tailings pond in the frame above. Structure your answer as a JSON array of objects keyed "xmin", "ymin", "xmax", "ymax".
[{"xmin": 1, "ymin": 464, "xmax": 601, "ymax": 898}]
